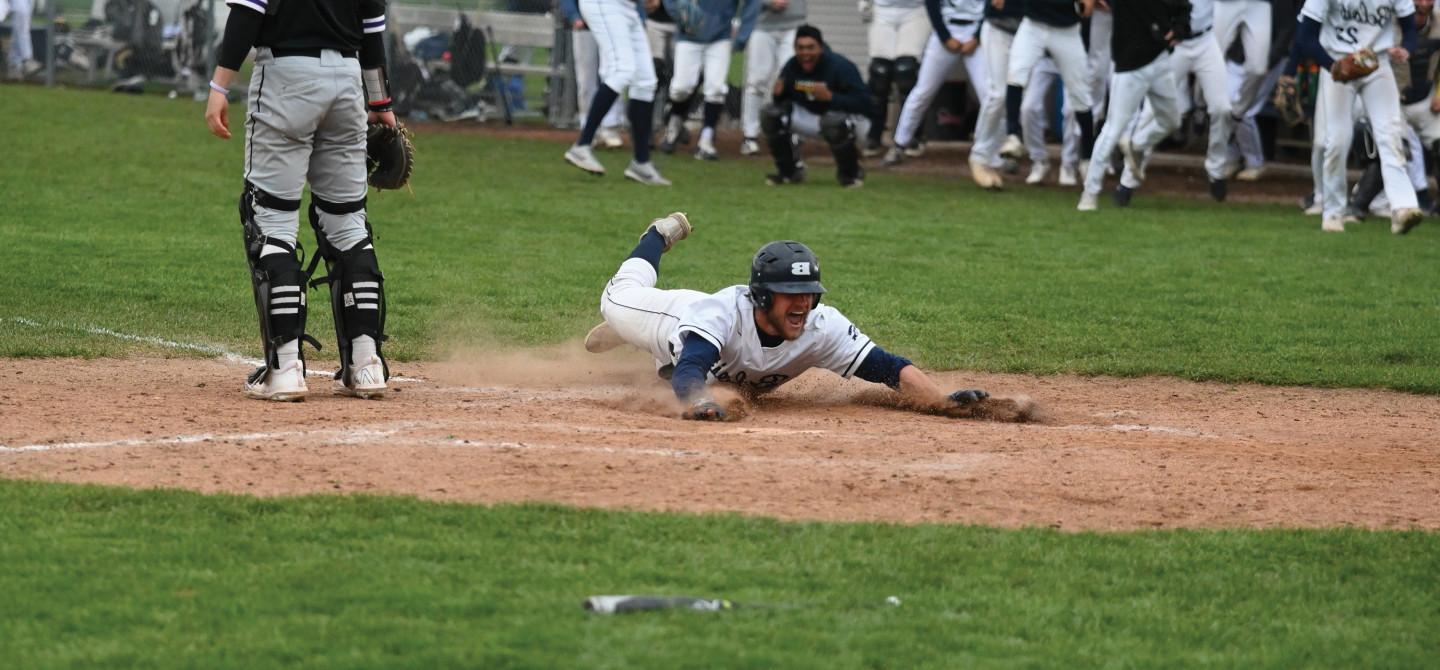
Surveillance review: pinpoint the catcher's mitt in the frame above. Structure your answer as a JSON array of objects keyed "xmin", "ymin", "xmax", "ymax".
[
  {"xmin": 1273, "ymin": 75, "xmax": 1305, "ymax": 127},
  {"xmin": 1331, "ymin": 48, "xmax": 1380, "ymax": 83},
  {"xmin": 366, "ymin": 123, "xmax": 414, "ymax": 191}
]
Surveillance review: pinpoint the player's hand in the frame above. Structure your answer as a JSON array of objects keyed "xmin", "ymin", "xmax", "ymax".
[
  {"xmin": 991, "ymin": 0, "xmax": 1003, "ymax": 9},
  {"xmin": 1078, "ymin": 0, "xmax": 1094, "ymax": 18},
  {"xmin": 573, "ymin": 18, "xmax": 586, "ymax": 30},
  {"xmin": 960, "ymin": 37, "xmax": 979, "ymax": 55},
  {"xmin": 1430, "ymin": 93, "xmax": 1440, "ymax": 114},
  {"xmin": 682, "ymin": 399, "xmax": 728, "ymax": 421},
  {"xmin": 1389, "ymin": 47, "xmax": 1410, "ymax": 63},
  {"xmin": 369, "ymin": 109, "xmax": 398, "ymax": 128},
  {"xmin": 944, "ymin": 37, "xmax": 963, "ymax": 54},
  {"xmin": 809, "ymin": 82, "xmax": 833, "ymax": 101},
  {"xmin": 1096, "ymin": 0, "xmax": 1110, "ymax": 11},
  {"xmin": 205, "ymin": 90, "xmax": 231, "ymax": 140},
  {"xmin": 769, "ymin": 0, "xmax": 789, "ymax": 11},
  {"xmin": 645, "ymin": 0, "xmax": 660, "ymax": 12},
  {"xmin": 948, "ymin": 389, "xmax": 990, "ymax": 406}
]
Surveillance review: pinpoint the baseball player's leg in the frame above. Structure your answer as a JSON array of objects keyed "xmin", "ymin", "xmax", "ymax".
[
  {"xmin": 620, "ymin": 17, "xmax": 665, "ymax": 182},
  {"xmin": 1020, "ymin": 63, "xmax": 1054, "ymax": 166},
  {"xmin": 1318, "ymin": 71, "xmax": 1355, "ymax": 227},
  {"xmin": 866, "ymin": 16, "xmax": 899, "ymax": 148},
  {"xmin": 761, "ymin": 102, "xmax": 802, "ymax": 181},
  {"xmin": 306, "ymin": 55, "xmax": 387, "ymax": 397},
  {"xmin": 1005, "ymin": 19, "xmax": 1047, "ymax": 142},
  {"xmin": 979, "ymin": 23, "xmax": 1013, "ymax": 164},
  {"xmin": 1360, "ymin": 67, "xmax": 1421, "ymax": 228},
  {"xmin": 599, "ymin": 259, "xmax": 709, "ymax": 365},
  {"xmin": 1081, "ymin": 62, "xmax": 1153, "ymax": 205},
  {"xmin": 695, "ymin": 39, "xmax": 732, "ymax": 159},
  {"xmin": 7, "ymin": 0, "xmax": 33, "ymax": 73},
  {"xmin": 1233, "ymin": 1, "xmax": 1271, "ymax": 113},
  {"xmin": 964, "ymin": 43, "xmax": 1001, "ymax": 167},
  {"xmin": 574, "ymin": 30, "xmax": 601, "ymax": 125},
  {"xmin": 820, "ymin": 110, "xmax": 866, "ymax": 185},
  {"xmin": 567, "ymin": 0, "xmax": 638, "ymax": 172},
  {"xmin": 1049, "ymin": 25, "xmax": 1095, "ymax": 159},
  {"xmin": 1405, "ymin": 125, "xmax": 1427, "ymax": 196},
  {"xmin": 1404, "ymin": 99, "xmax": 1440, "ymax": 146},
  {"xmin": 240, "ymin": 52, "xmax": 326, "ymax": 399},
  {"xmin": 1085, "ymin": 8, "xmax": 1114, "ymax": 124},
  {"xmin": 890, "ymin": 35, "xmax": 955, "ymax": 152},
  {"xmin": 1190, "ymin": 38, "xmax": 1233, "ymax": 182},
  {"xmin": 742, "ymin": 30, "xmax": 781, "ymax": 141},
  {"xmin": 663, "ymin": 40, "xmax": 703, "ymax": 146},
  {"xmin": 891, "ymin": 6, "xmax": 930, "ymax": 150},
  {"xmin": 1234, "ymin": 63, "xmax": 1284, "ymax": 176}
]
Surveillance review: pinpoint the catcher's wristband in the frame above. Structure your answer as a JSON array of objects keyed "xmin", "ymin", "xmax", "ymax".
[
  {"xmin": 367, "ymin": 98, "xmax": 394, "ymax": 113},
  {"xmin": 362, "ymin": 67, "xmax": 393, "ymax": 112}
]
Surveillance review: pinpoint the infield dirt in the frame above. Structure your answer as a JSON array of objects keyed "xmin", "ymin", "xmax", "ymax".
[{"xmin": 3, "ymin": 349, "xmax": 1436, "ymax": 531}]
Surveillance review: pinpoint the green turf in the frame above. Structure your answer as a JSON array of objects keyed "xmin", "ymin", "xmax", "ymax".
[
  {"xmin": 0, "ymin": 480, "xmax": 1434, "ymax": 669},
  {"xmin": 3, "ymin": 85, "xmax": 1439, "ymax": 394}
]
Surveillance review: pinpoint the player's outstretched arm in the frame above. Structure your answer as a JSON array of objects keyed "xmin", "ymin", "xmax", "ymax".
[
  {"xmin": 853, "ymin": 346, "xmax": 987, "ymax": 416},
  {"xmin": 672, "ymin": 334, "xmax": 730, "ymax": 421}
]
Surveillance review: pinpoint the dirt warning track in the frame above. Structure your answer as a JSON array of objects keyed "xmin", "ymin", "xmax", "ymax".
[{"xmin": 3, "ymin": 353, "xmax": 1437, "ymax": 531}]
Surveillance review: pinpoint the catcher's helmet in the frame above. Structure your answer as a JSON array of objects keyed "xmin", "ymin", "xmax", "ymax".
[{"xmin": 748, "ymin": 241, "xmax": 826, "ymax": 309}]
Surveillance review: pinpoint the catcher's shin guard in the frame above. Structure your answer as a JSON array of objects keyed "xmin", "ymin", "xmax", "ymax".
[
  {"xmin": 761, "ymin": 103, "xmax": 799, "ymax": 176},
  {"xmin": 240, "ymin": 183, "xmax": 320, "ymax": 380},
  {"xmin": 307, "ymin": 197, "xmax": 389, "ymax": 389},
  {"xmin": 820, "ymin": 112, "xmax": 862, "ymax": 181}
]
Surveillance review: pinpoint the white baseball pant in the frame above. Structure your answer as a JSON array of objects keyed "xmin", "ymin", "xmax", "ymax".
[
  {"xmin": 868, "ymin": 5, "xmax": 930, "ymax": 59},
  {"xmin": 1318, "ymin": 62, "xmax": 1417, "ymax": 220},
  {"xmin": 671, "ymin": 38, "xmax": 732, "ymax": 104},
  {"xmin": 600, "ymin": 258, "xmax": 708, "ymax": 368},
  {"xmin": 743, "ymin": 28, "xmax": 797, "ymax": 139},
  {"xmin": 1021, "ymin": 59, "xmax": 1087, "ymax": 169},
  {"xmin": 1229, "ymin": 60, "xmax": 1285, "ymax": 171},
  {"xmin": 573, "ymin": 29, "xmax": 626, "ymax": 129},
  {"xmin": 1214, "ymin": 0, "xmax": 1270, "ymax": 113},
  {"xmin": 892, "ymin": 23, "xmax": 1000, "ymax": 164},
  {"xmin": 1403, "ymin": 98, "xmax": 1440, "ymax": 144},
  {"xmin": 579, "ymin": 0, "xmax": 658, "ymax": 102},
  {"xmin": 979, "ymin": 22, "xmax": 1015, "ymax": 167},
  {"xmin": 789, "ymin": 106, "xmax": 872, "ymax": 139},
  {"xmin": 7, "ymin": 0, "xmax": 31, "ymax": 68},
  {"xmin": 1008, "ymin": 19, "xmax": 1092, "ymax": 115},
  {"xmin": 1087, "ymin": 54, "xmax": 1181, "ymax": 194},
  {"xmin": 1133, "ymin": 32, "xmax": 1232, "ymax": 181}
]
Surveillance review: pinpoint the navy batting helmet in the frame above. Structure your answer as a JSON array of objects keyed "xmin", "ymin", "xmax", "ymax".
[{"xmin": 748, "ymin": 241, "xmax": 826, "ymax": 309}]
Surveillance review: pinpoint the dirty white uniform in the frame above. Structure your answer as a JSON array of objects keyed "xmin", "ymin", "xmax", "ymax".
[{"xmin": 600, "ymin": 258, "xmax": 875, "ymax": 393}]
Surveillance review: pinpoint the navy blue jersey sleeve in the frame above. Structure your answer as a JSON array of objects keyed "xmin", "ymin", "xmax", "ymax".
[
  {"xmin": 1401, "ymin": 12, "xmax": 1419, "ymax": 56},
  {"xmin": 925, "ymin": 0, "xmax": 952, "ymax": 43},
  {"xmin": 852, "ymin": 345, "xmax": 913, "ymax": 390},
  {"xmin": 827, "ymin": 56, "xmax": 874, "ymax": 115},
  {"xmin": 1297, "ymin": 17, "xmax": 1334, "ymax": 70},
  {"xmin": 671, "ymin": 333, "xmax": 721, "ymax": 402}
]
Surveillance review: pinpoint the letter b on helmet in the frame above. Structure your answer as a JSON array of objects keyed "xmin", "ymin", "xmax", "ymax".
[{"xmin": 748, "ymin": 240, "xmax": 827, "ymax": 309}]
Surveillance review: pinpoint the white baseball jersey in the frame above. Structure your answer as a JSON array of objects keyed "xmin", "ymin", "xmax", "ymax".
[
  {"xmin": 670, "ymin": 287, "xmax": 876, "ymax": 393},
  {"xmin": 1190, "ymin": 0, "xmax": 1215, "ymax": 33},
  {"xmin": 875, "ymin": 0, "xmax": 923, "ymax": 8},
  {"xmin": 1301, "ymin": 0, "xmax": 1416, "ymax": 57}
]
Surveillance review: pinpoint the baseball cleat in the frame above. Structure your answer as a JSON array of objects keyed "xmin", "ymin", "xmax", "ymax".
[
  {"xmin": 882, "ymin": 145, "xmax": 905, "ymax": 166},
  {"xmin": 1322, "ymin": 216, "xmax": 1346, "ymax": 232},
  {"xmin": 244, "ymin": 361, "xmax": 308, "ymax": 402},
  {"xmin": 765, "ymin": 169, "xmax": 806, "ymax": 186},
  {"xmin": 840, "ymin": 168, "xmax": 866, "ymax": 189},
  {"xmin": 694, "ymin": 137, "xmax": 719, "ymax": 161},
  {"xmin": 337, "ymin": 356, "xmax": 387, "ymax": 399},
  {"xmin": 1118, "ymin": 136, "xmax": 1144, "ymax": 182},
  {"xmin": 564, "ymin": 144, "xmax": 605, "ymax": 175},
  {"xmin": 969, "ymin": 157, "xmax": 1001, "ymax": 191},
  {"xmin": 1301, "ymin": 193, "xmax": 1322, "ymax": 215},
  {"xmin": 1113, "ymin": 184, "xmax": 1134, "ymax": 207},
  {"xmin": 1209, "ymin": 178, "xmax": 1228, "ymax": 202},
  {"xmin": 1342, "ymin": 206, "xmax": 1366, "ymax": 224},
  {"xmin": 1058, "ymin": 164, "xmax": 1078, "ymax": 186},
  {"xmin": 1025, "ymin": 160, "xmax": 1049, "ymax": 185},
  {"xmin": 740, "ymin": 137, "xmax": 761, "ymax": 156},
  {"xmin": 1077, "ymin": 191, "xmax": 1098, "ymax": 211},
  {"xmin": 597, "ymin": 127, "xmax": 625, "ymax": 149},
  {"xmin": 1391, "ymin": 207, "xmax": 1424, "ymax": 235},
  {"xmin": 659, "ymin": 123, "xmax": 682, "ymax": 154},
  {"xmin": 904, "ymin": 139, "xmax": 926, "ymax": 158},
  {"xmin": 1000, "ymin": 134, "xmax": 1024, "ymax": 159},
  {"xmin": 1236, "ymin": 166, "xmax": 1265, "ymax": 181},
  {"xmin": 862, "ymin": 137, "xmax": 884, "ymax": 157},
  {"xmin": 624, "ymin": 161, "xmax": 671, "ymax": 186},
  {"xmin": 644, "ymin": 211, "xmax": 691, "ymax": 251},
  {"xmin": 584, "ymin": 322, "xmax": 625, "ymax": 354}
]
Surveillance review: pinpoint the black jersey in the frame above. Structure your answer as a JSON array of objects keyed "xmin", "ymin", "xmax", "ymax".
[{"xmin": 227, "ymin": 0, "xmax": 387, "ymax": 53}]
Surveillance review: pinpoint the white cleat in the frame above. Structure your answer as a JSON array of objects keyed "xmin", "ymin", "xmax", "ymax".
[
  {"xmin": 1236, "ymin": 166, "xmax": 1265, "ymax": 182},
  {"xmin": 1025, "ymin": 160, "xmax": 1049, "ymax": 185},
  {"xmin": 584, "ymin": 322, "xmax": 625, "ymax": 353},
  {"xmin": 1000, "ymin": 134, "xmax": 1024, "ymax": 159},
  {"xmin": 624, "ymin": 161, "xmax": 672, "ymax": 186},
  {"xmin": 244, "ymin": 360, "xmax": 308, "ymax": 402},
  {"xmin": 1058, "ymin": 164, "xmax": 1078, "ymax": 186},
  {"xmin": 1118, "ymin": 136, "xmax": 1144, "ymax": 182},
  {"xmin": 740, "ymin": 138, "xmax": 761, "ymax": 156},
  {"xmin": 337, "ymin": 356, "xmax": 387, "ymax": 399},
  {"xmin": 564, "ymin": 144, "xmax": 606, "ymax": 175},
  {"xmin": 969, "ymin": 157, "xmax": 1002, "ymax": 190},
  {"xmin": 694, "ymin": 136, "xmax": 719, "ymax": 161},
  {"xmin": 1077, "ymin": 191, "xmax": 1099, "ymax": 211},
  {"xmin": 1304, "ymin": 201, "xmax": 1323, "ymax": 216},
  {"xmin": 643, "ymin": 211, "xmax": 692, "ymax": 250},
  {"xmin": 1391, "ymin": 208, "xmax": 1424, "ymax": 235},
  {"xmin": 1322, "ymin": 216, "xmax": 1346, "ymax": 233},
  {"xmin": 597, "ymin": 127, "xmax": 625, "ymax": 149}
]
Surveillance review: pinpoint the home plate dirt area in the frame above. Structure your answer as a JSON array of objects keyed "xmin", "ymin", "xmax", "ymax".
[{"xmin": 3, "ymin": 352, "xmax": 1437, "ymax": 531}]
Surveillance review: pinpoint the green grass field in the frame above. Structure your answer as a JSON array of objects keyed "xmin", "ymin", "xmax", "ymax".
[{"xmin": 3, "ymin": 87, "xmax": 1439, "ymax": 667}]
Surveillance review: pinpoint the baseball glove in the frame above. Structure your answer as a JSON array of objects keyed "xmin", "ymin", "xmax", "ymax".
[
  {"xmin": 1331, "ymin": 48, "xmax": 1380, "ymax": 83},
  {"xmin": 366, "ymin": 122, "xmax": 414, "ymax": 191},
  {"xmin": 1272, "ymin": 75, "xmax": 1305, "ymax": 127}
]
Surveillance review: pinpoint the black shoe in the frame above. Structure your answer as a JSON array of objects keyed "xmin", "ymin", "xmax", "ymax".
[
  {"xmin": 1113, "ymin": 184, "xmax": 1134, "ymax": 207},
  {"xmin": 765, "ymin": 168, "xmax": 806, "ymax": 186},
  {"xmin": 1209, "ymin": 178, "xmax": 1227, "ymax": 202},
  {"xmin": 840, "ymin": 168, "xmax": 866, "ymax": 189}
]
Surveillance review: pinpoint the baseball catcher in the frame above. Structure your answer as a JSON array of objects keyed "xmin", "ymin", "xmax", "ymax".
[
  {"xmin": 205, "ymin": 0, "xmax": 397, "ymax": 400},
  {"xmin": 584, "ymin": 212, "xmax": 1033, "ymax": 422}
]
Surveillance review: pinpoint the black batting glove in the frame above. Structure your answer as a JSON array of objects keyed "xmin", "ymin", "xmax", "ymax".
[
  {"xmin": 682, "ymin": 399, "xmax": 728, "ymax": 421},
  {"xmin": 948, "ymin": 389, "xmax": 989, "ymax": 406}
]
